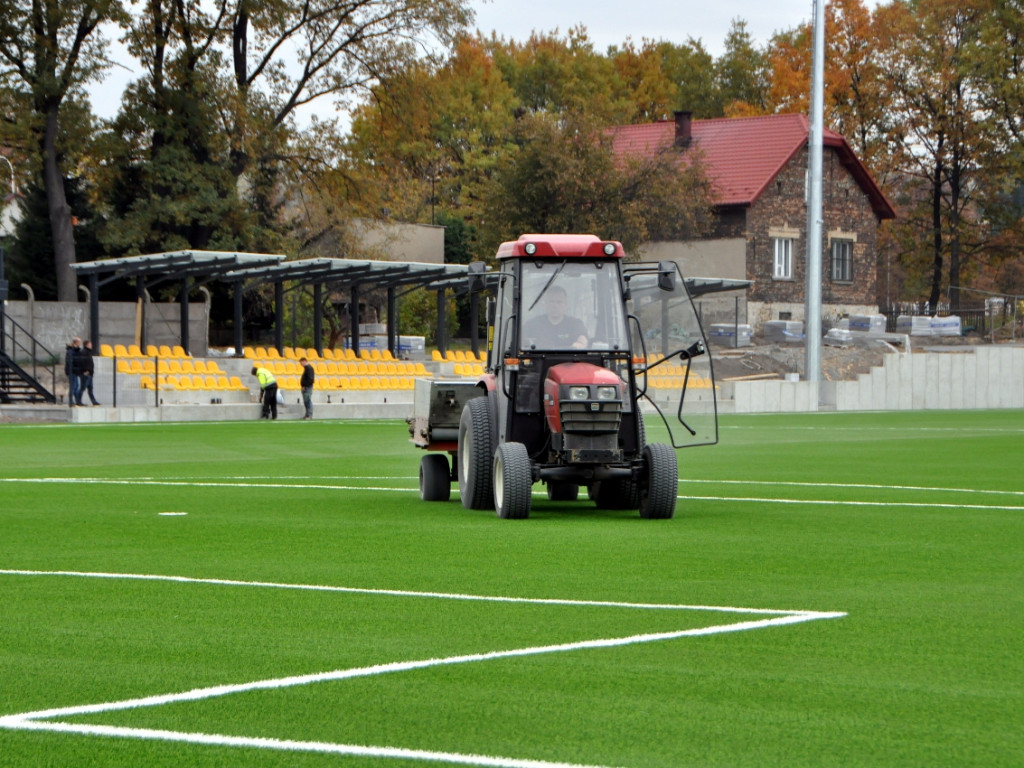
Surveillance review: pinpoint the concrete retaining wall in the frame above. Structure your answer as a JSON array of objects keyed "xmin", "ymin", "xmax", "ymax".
[
  {"xmin": 5, "ymin": 300, "xmax": 210, "ymax": 355},
  {"xmin": 722, "ymin": 346, "xmax": 1024, "ymax": 413}
]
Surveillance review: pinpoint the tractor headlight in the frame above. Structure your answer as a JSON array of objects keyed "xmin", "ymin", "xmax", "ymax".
[
  {"xmin": 568, "ymin": 386, "xmax": 589, "ymax": 400},
  {"xmin": 603, "ymin": 242, "xmax": 616, "ymax": 256},
  {"xmin": 596, "ymin": 386, "xmax": 617, "ymax": 400}
]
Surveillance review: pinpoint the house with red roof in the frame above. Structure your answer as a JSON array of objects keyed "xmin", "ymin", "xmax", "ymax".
[{"xmin": 610, "ymin": 112, "xmax": 895, "ymax": 330}]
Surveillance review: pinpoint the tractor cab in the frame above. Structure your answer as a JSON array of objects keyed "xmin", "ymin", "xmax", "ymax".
[{"xmin": 411, "ymin": 234, "xmax": 719, "ymax": 520}]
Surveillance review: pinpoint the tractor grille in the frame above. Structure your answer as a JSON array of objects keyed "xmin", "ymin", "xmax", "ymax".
[{"xmin": 559, "ymin": 401, "xmax": 622, "ymax": 435}]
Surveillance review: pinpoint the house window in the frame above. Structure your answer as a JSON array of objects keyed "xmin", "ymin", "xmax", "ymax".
[
  {"xmin": 772, "ymin": 238, "xmax": 794, "ymax": 280},
  {"xmin": 831, "ymin": 239, "xmax": 853, "ymax": 282}
]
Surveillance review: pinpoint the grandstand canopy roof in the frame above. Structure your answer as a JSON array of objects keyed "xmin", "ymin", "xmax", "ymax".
[
  {"xmin": 70, "ymin": 250, "xmax": 285, "ymax": 288},
  {"xmin": 223, "ymin": 258, "xmax": 470, "ymax": 290}
]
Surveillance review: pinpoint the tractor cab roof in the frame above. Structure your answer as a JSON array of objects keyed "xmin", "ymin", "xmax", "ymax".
[{"xmin": 496, "ymin": 234, "xmax": 625, "ymax": 260}]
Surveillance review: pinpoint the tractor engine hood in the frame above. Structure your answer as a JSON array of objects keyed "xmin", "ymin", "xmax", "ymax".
[{"xmin": 543, "ymin": 362, "xmax": 625, "ymax": 436}]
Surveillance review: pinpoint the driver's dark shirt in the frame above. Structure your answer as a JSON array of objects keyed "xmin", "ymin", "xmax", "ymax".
[{"xmin": 523, "ymin": 315, "xmax": 588, "ymax": 348}]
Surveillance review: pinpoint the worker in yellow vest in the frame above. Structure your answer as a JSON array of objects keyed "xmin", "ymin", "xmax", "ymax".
[{"xmin": 251, "ymin": 365, "xmax": 279, "ymax": 419}]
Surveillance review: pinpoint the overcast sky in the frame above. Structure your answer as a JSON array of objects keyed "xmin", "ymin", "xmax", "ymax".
[
  {"xmin": 469, "ymin": 0, "xmax": 820, "ymax": 55},
  {"xmin": 91, "ymin": 0, "xmax": 827, "ymax": 121}
]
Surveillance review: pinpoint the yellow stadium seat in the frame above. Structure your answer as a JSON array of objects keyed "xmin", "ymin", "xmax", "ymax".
[
  {"xmin": 100, "ymin": 344, "xmax": 114, "ymax": 357},
  {"xmin": 146, "ymin": 344, "xmax": 159, "ymax": 357},
  {"xmin": 254, "ymin": 346, "xmax": 268, "ymax": 359},
  {"xmin": 178, "ymin": 360, "xmax": 195, "ymax": 374},
  {"xmin": 140, "ymin": 375, "xmax": 155, "ymax": 390},
  {"xmin": 204, "ymin": 375, "xmax": 218, "ymax": 389},
  {"xmin": 368, "ymin": 349, "xmax": 382, "ymax": 362},
  {"xmin": 127, "ymin": 344, "xmax": 143, "ymax": 358},
  {"xmin": 117, "ymin": 360, "xmax": 131, "ymax": 374},
  {"xmin": 266, "ymin": 347, "xmax": 282, "ymax": 360},
  {"xmin": 114, "ymin": 344, "xmax": 129, "ymax": 358},
  {"xmin": 129, "ymin": 359, "xmax": 144, "ymax": 374},
  {"xmin": 284, "ymin": 347, "xmax": 299, "ymax": 360},
  {"xmin": 166, "ymin": 360, "xmax": 182, "ymax": 374},
  {"xmin": 243, "ymin": 347, "xmax": 257, "ymax": 358},
  {"xmin": 172, "ymin": 345, "xmax": 187, "ymax": 358},
  {"xmin": 192, "ymin": 360, "xmax": 207, "ymax": 374},
  {"xmin": 159, "ymin": 345, "xmax": 173, "ymax": 358},
  {"xmin": 431, "ymin": 350, "xmax": 443, "ymax": 362},
  {"xmin": 445, "ymin": 350, "xmax": 457, "ymax": 362},
  {"xmin": 141, "ymin": 360, "xmax": 156, "ymax": 374},
  {"xmin": 380, "ymin": 349, "xmax": 395, "ymax": 361}
]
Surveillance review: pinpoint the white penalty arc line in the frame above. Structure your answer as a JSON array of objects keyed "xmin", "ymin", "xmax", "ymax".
[
  {"xmin": 0, "ymin": 570, "xmax": 845, "ymax": 767},
  {"xmin": 2, "ymin": 612, "xmax": 835, "ymax": 723},
  {"xmin": 0, "ymin": 569, "xmax": 825, "ymax": 616},
  {"xmin": 0, "ymin": 720, "xmax": 622, "ymax": 768}
]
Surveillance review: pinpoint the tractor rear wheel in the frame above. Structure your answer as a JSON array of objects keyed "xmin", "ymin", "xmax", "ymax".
[
  {"xmin": 458, "ymin": 396, "xmax": 495, "ymax": 510},
  {"xmin": 419, "ymin": 454, "xmax": 451, "ymax": 502},
  {"xmin": 494, "ymin": 443, "xmax": 532, "ymax": 519},
  {"xmin": 638, "ymin": 443, "xmax": 678, "ymax": 519}
]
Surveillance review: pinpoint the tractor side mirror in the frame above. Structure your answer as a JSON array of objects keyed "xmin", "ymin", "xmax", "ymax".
[
  {"xmin": 468, "ymin": 261, "xmax": 488, "ymax": 293},
  {"xmin": 657, "ymin": 261, "xmax": 677, "ymax": 292}
]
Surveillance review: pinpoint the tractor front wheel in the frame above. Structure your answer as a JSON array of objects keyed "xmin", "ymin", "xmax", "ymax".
[
  {"xmin": 494, "ymin": 442, "xmax": 533, "ymax": 519},
  {"xmin": 419, "ymin": 454, "xmax": 451, "ymax": 502},
  {"xmin": 458, "ymin": 397, "xmax": 495, "ymax": 510},
  {"xmin": 638, "ymin": 443, "xmax": 678, "ymax": 519}
]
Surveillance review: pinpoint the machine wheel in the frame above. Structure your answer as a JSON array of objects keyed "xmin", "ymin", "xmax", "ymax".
[
  {"xmin": 546, "ymin": 481, "xmax": 579, "ymax": 501},
  {"xmin": 419, "ymin": 454, "xmax": 451, "ymax": 502},
  {"xmin": 458, "ymin": 396, "xmax": 495, "ymax": 510},
  {"xmin": 493, "ymin": 442, "xmax": 533, "ymax": 519},
  {"xmin": 638, "ymin": 443, "xmax": 678, "ymax": 519}
]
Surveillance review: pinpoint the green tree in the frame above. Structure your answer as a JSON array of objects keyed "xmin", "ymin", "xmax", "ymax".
[
  {"xmin": 0, "ymin": 0, "xmax": 125, "ymax": 299},
  {"xmin": 877, "ymin": 0, "xmax": 997, "ymax": 309},
  {"xmin": 97, "ymin": 0, "xmax": 474, "ymax": 256},
  {"xmin": 481, "ymin": 110, "xmax": 713, "ymax": 255},
  {"xmin": 716, "ymin": 19, "xmax": 769, "ymax": 115},
  {"xmin": 6, "ymin": 174, "xmax": 104, "ymax": 300}
]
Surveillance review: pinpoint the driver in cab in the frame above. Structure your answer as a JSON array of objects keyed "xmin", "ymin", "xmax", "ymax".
[{"xmin": 523, "ymin": 285, "xmax": 588, "ymax": 349}]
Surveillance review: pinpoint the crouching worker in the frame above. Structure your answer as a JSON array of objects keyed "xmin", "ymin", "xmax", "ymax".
[{"xmin": 252, "ymin": 365, "xmax": 279, "ymax": 420}]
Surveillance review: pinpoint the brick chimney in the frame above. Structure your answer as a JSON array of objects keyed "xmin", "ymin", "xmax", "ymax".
[{"xmin": 674, "ymin": 110, "xmax": 693, "ymax": 147}]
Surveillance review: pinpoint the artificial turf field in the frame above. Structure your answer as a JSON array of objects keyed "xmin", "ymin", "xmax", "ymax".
[{"xmin": 0, "ymin": 410, "xmax": 1021, "ymax": 767}]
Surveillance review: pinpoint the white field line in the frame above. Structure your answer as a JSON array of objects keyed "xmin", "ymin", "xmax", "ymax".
[
  {"xmin": 2, "ymin": 476, "xmax": 1022, "ymax": 510},
  {"xmin": 0, "ymin": 570, "xmax": 845, "ymax": 767}
]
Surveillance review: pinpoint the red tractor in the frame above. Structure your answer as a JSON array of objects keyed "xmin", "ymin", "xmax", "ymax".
[{"xmin": 409, "ymin": 234, "xmax": 720, "ymax": 519}]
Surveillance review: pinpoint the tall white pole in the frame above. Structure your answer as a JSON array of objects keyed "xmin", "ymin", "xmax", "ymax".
[{"xmin": 805, "ymin": 0, "xmax": 825, "ymax": 382}]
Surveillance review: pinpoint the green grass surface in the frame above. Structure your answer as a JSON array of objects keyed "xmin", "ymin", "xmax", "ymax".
[{"xmin": 1, "ymin": 412, "xmax": 1021, "ymax": 767}]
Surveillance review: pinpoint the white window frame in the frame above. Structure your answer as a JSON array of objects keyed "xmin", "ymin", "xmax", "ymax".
[
  {"xmin": 772, "ymin": 237, "xmax": 794, "ymax": 280},
  {"xmin": 830, "ymin": 239, "xmax": 853, "ymax": 282}
]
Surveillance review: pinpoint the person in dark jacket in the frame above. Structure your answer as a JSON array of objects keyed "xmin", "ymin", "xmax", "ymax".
[
  {"xmin": 78, "ymin": 340, "xmax": 101, "ymax": 406},
  {"xmin": 64, "ymin": 337, "xmax": 82, "ymax": 406},
  {"xmin": 299, "ymin": 357, "xmax": 315, "ymax": 419}
]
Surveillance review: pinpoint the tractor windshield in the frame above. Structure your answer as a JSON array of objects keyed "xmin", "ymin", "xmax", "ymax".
[{"xmin": 518, "ymin": 260, "xmax": 629, "ymax": 352}]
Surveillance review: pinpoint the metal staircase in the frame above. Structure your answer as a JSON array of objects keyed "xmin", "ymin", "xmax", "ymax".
[{"xmin": 0, "ymin": 313, "xmax": 57, "ymax": 404}]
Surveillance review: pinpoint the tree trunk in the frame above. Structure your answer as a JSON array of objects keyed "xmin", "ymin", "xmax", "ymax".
[
  {"xmin": 41, "ymin": 102, "xmax": 77, "ymax": 302},
  {"xmin": 927, "ymin": 148, "xmax": 944, "ymax": 311}
]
